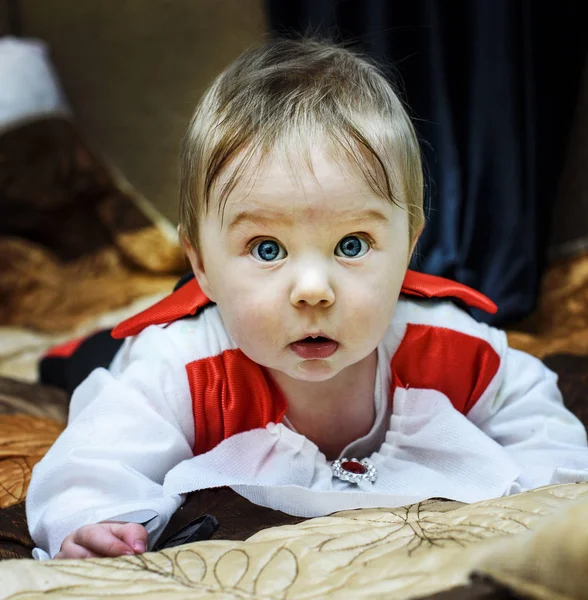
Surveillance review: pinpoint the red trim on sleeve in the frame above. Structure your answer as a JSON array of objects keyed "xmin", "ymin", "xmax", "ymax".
[
  {"xmin": 391, "ymin": 324, "xmax": 501, "ymax": 414},
  {"xmin": 186, "ymin": 349, "xmax": 288, "ymax": 455},
  {"xmin": 43, "ymin": 335, "xmax": 88, "ymax": 358},
  {"xmin": 111, "ymin": 270, "xmax": 497, "ymax": 340}
]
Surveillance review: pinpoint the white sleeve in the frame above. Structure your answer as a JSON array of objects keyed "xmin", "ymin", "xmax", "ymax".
[
  {"xmin": 25, "ymin": 326, "xmax": 195, "ymax": 560},
  {"xmin": 467, "ymin": 346, "xmax": 588, "ymax": 493}
]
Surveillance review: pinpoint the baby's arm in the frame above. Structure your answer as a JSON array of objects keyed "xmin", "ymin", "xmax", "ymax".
[
  {"xmin": 26, "ymin": 327, "xmax": 195, "ymax": 559},
  {"xmin": 467, "ymin": 346, "xmax": 588, "ymax": 491}
]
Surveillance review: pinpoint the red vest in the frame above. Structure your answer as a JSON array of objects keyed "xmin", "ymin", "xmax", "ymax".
[{"xmin": 113, "ymin": 271, "xmax": 499, "ymax": 455}]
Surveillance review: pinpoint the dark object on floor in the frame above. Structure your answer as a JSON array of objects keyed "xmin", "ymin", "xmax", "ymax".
[
  {"xmin": 152, "ymin": 514, "xmax": 218, "ymax": 551},
  {"xmin": 39, "ymin": 329, "xmax": 124, "ymax": 396}
]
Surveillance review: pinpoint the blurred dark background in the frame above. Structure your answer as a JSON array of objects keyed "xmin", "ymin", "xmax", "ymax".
[{"xmin": 1, "ymin": 0, "xmax": 587, "ymax": 326}]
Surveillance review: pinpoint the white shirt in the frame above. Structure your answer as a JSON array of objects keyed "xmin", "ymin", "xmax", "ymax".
[{"xmin": 26, "ymin": 298, "xmax": 588, "ymax": 559}]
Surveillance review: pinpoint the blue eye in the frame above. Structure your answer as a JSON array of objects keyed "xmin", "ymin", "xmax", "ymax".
[
  {"xmin": 251, "ymin": 239, "xmax": 287, "ymax": 262},
  {"xmin": 335, "ymin": 235, "xmax": 369, "ymax": 258}
]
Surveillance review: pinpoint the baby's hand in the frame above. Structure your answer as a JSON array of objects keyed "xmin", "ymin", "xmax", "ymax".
[{"xmin": 54, "ymin": 521, "xmax": 148, "ymax": 559}]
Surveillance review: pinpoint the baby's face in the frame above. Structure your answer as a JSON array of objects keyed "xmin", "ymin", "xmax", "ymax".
[{"xmin": 187, "ymin": 147, "xmax": 415, "ymax": 383}]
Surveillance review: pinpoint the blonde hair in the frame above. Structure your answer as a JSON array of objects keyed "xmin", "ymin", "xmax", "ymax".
[{"xmin": 179, "ymin": 37, "xmax": 424, "ymax": 253}]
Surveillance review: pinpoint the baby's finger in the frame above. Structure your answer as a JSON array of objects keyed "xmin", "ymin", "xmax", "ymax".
[
  {"xmin": 55, "ymin": 541, "xmax": 101, "ymax": 559},
  {"xmin": 110, "ymin": 522, "xmax": 149, "ymax": 554},
  {"xmin": 74, "ymin": 525, "xmax": 134, "ymax": 557}
]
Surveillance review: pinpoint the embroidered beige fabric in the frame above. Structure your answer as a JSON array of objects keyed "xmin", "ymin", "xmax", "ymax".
[
  {"xmin": 0, "ymin": 483, "xmax": 586, "ymax": 599},
  {"xmin": 476, "ymin": 493, "xmax": 588, "ymax": 600}
]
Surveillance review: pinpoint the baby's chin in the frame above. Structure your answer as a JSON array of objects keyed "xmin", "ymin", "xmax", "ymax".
[{"xmin": 276, "ymin": 360, "xmax": 344, "ymax": 383}]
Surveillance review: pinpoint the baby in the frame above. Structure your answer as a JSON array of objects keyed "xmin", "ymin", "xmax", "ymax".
[{"xmin": 27, "ymin": 38, "xmax": 588, "ymax": 560}]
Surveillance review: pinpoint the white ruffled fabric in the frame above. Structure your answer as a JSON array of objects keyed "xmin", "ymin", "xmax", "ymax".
[{"xmin": 164, "ymin": 387, "xmax": 523, "ymax": 517}]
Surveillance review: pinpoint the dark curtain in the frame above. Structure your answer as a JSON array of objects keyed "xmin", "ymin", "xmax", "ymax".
[{"xmin": 266, "ymin": 0, "xmax": 587, "ymax": 325}]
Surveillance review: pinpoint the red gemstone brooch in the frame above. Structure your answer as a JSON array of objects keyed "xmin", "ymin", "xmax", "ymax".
[{"xmin": 332, "ymin": 458, "xmax": 377, "ymax": 484}]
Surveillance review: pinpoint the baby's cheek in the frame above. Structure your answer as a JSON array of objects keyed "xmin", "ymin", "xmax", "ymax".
[
  {"xmin": 347, "ymin": 293, "xmax": 396, "ymax": 341},
  {"xmin": 228, "ymin": 303, "xmax": 281, "ymax": 349}
]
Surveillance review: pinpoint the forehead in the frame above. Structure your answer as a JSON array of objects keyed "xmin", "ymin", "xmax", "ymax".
[{"xmin": 211, "ymin": 144, "xmax": 396, "ymax": 222}]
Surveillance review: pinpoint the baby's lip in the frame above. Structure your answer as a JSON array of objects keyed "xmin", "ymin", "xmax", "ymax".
[{"xmin": 289, "ymin": 335, "xmax": 339, "ymax": 359}]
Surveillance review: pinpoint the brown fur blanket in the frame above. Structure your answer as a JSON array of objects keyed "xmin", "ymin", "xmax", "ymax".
[{"xmin": 0, "ymin": 116, "xmax": 186, "ymax": 334}]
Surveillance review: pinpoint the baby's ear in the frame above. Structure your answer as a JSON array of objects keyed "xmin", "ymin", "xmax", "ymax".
[{"xmin": 178, "ymin": 227, "xmax": 215, "ymax": 301}]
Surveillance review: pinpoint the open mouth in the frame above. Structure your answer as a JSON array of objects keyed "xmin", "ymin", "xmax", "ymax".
[
  {"xmin": 290, "ymin": 335, "xmax": 339, "ymax": 359},
  {"xmin": 300, "ymin": 335, "xmax": 331, "ymax": 343}
]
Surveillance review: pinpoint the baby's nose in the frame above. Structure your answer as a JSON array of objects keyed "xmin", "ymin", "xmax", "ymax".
[{"xmin": 289, "ymin": 266, "xmax": 335, "ymax": 308}]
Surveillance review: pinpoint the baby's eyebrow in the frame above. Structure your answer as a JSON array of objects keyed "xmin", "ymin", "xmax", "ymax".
[
  {"xmin": 337, "ymin": 209, "xmax": 390, "ymax": 225},
  {"xmin": 226, "ymin": 208, "xmax": 390, "ymax": 231},
  {"xmin": 226, "ymin": 210, "xmax": 292, "ymax": 232}
]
